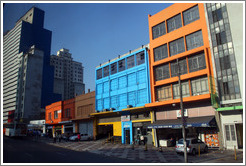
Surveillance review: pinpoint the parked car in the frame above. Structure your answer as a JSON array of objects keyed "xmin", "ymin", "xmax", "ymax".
[
  {"xmin": 175, "ymin": 138, "xmax": 208, "ymax": 155},
  {"xmin": 68, "ymin": 133, "xmax": 80, "ymax": 141},
  {"xmin": 68, "ymin": 133, "xmax": 92, "ymax": 141}
]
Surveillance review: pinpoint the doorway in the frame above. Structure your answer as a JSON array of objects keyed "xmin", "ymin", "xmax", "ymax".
[{"xmin": 125, "ymin": 129, "xmax": 130, "ymax": 144}]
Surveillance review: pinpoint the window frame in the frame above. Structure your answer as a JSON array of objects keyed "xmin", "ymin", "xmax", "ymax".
[
  {"xmin": 185, "ymin": 30, "xmax": 204, "ymax": 51},
  {"xmin": 154, "ymin": 44, "xmax": 168, "ymax": 62},
  {"xmin": 152, "ymin": 21, "xmax": 166, "ymax": 39},
  {"xmin": 110, "ymin": 62, "xmax": 117, "ymax": 75},
  {"xmin": 103, "ymin": 66, "xmax": 109, "ymax": 77},
  {"xmin": 118, "ymin": 59, "xmax": 126, "ymax": 72},
  {"xmin": 169, "ymin": 37, "xmax": 185, "ymax": 57},
  {"xmin": 183, "ymin": 5, "xmax": 200, "ymax": 26},
  {"xmin": 96, "ymin": 68, "xmax": 102, "ymax": 80},
  {"xmin": 167, "ymin": 13, "xmax": 182, "ymax": 33},
  {"xmin": 136, "ymin": 51, "xmax": 145, "ymax": 65},
  {"xmin": 127, "ymin": 55, "xmax": 135, "ymax": 69}
]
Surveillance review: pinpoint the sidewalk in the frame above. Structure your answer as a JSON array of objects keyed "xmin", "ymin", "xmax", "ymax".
[{"xmin": 33, "ymin": 136, "xmax": 244, "ymax": 163}]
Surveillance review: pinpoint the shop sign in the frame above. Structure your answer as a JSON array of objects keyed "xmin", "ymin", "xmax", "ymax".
[
  {"xmin": 121, "ymin": 115, "xmax": 130, "ymax": 122},
  {"xmin": 177, "ymin": 109, "xmax": 188, "ymax": 118},
  {"xmin": 124, "ymin": 124, "xmax": 130, "ymax": 128}
]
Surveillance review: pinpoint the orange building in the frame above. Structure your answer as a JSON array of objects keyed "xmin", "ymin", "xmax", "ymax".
[{"xmin": 146, "ymin": 3, "xmax": 219, "ymax": 148}]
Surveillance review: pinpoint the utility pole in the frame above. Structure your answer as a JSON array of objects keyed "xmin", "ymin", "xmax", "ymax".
[{"xmin": 177, "ymin": 59, "xmax": 188, "ymax": 163}]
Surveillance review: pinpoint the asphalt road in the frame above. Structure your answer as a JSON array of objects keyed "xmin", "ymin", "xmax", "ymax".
[{"xmin": 3, "ymin": 136, "xmax": 136, "ymax": 163}]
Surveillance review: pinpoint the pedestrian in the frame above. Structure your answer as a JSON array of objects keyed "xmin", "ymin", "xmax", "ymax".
[
  {"xmin": 77, "ymin": 133, "xmax": 81, "ymax": 142},
  {"xmin": 58, "ymin": 133, "xmax": 61, "ymax": 142},
  {"xmin": 53, "ymin": 132, "xmax": 56, "ymax": 143},
  {"xmin": 140, "ymin": 135, "xmax": 145, "ymax": 145}
]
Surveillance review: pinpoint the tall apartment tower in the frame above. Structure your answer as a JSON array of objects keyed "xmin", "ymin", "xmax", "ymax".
[
  {"xmin": 3, "ymin": 7, "xmax": 61, "ymax": 124},
  {"xmin": 50, "ymin": 48, "xmax": 85, "ymax": 100},
  {"xmin": 204, "ymin": 3, "xmax": 243, "ymax": 150}
]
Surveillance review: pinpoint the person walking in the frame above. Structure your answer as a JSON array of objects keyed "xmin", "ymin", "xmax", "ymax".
[
  {"xmin": 77, "ymin": 133, "xmax": 81, "ymax": 142},
  {"xmin": 58, "ymin": 133, "xmax": 61, "ymax": 142},
  {"xmin": 53, "ymin": 132, "xmax": 56, "ymax": 143}
]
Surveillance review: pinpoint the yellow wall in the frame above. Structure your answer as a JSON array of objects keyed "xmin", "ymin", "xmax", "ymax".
[{"xmin": 98, "ymin": 121, "xmax": 122, "ymax": 136}]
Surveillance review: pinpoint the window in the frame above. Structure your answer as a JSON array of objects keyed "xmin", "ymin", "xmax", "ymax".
[
  {"xmin": 154, "ymin": 64, "xmax": 170, "ymax": 81},
  {"xmin": 156, "ymin": 85, "xmax": 172, "ymax": 101},
  {"xmin": 65, "ymin": 108, "xmax": 71, "ymax": 118},
  {"xmin": 167, "ymin": 14, "xmax": 182, "ymax": 33},
  {"xmin": 127, "ymin": 55, "xmax": 135, "ymax": 69},
  {"xmin": 103, "ymin": 66, "xmax": 109, "ymax": 77},
  {"xmin": 169, "ymin": 37, "xmax": 185, "ymax": 56},
  {"xmin": 96, "ymin": 69, "xmax": 102, "ymax": 80},
  {"xmin": 136, "ymin": 51, "xmax": 145, "ymax": 65},
  {"xmin": 212, "ymin": 8, "xmax": 223, "ymax": 22},
  {"xmin": 186, "ymin": 30, "xmax": 204, "ymax": 51},
  {"xmin": 191, "ymin": 77, "xmax": 209, "ymax": 96},
  {"xmin": 48, "ymin": 112, "xmax": 51, "ymax": 120},
  {"xmin": 154, "ymin": 44, "xmax": 168, "ymax": 61},
  {"xmin": 216, "ymin": 31, "xmax": 227, "ymax": 45},
  {"xmin": 220, "ymin": 55, "xmax": 231, "ymax": 70},
  {"xmin": 183, "ymin": 5, "xmax": 200, "ymax": 25},
  {"xmin": 171, "ymin": 59, "xmax": 187, "ymax": 77},
  {"xmin": 225, "ymin": 125, "xmax": 236, "ymax": 141},
  {"xmin": 111, "ymin": 62, "xmax": 117, "ymax": 75},
  {"xmin": 188, "ymin": 52, "xmax": 206, "ymax": 73},
  {"xmin": 118, "ymin": 59, "xmax": 125, "ymax": 72},
  {"xmin": 152, "ymin": 21, "xmax": 166, "ymax": 39},
  {"xmin": 54, "ymin": 111, "xmax": 58, "ymax": 119},
  {"xmin": 173, "ymin": 81, "xmax": 190, "ymax": 99}
]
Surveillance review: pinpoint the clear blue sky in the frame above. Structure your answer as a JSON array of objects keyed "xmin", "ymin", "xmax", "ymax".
[{"xmin": 3, "ymin": 2, "xmax": 173, "ymax": 91}]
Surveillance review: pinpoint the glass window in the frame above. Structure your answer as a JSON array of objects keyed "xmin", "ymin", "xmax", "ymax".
[
  {"xmin": 127, "ymin": 55, "xmax": 135, "ymax": 69},
  {"xmin": 167, "ymin": 14, "xmax": 182, "ymax": 33},
  {"xmin": 188, "ymin": 52, "xmax": 206, "ymax": 73},
  {"xmin": 103, "ymin": 66, "xmax": 109, "ymax": 77},
  {"xmin": 220, "ymin": 55, "xmax": 231, "ymax": 70},
  {"xmin": 169, "ymin": 37, "xmax": 185, "ymax": 56},
  {"xmin": 54, "ymin": 111, "xmax": 58, "ymax": 119},
  {"xmin": 183, "ymin": 5, "xmax": 200, "ymax": 25},
  {"xmin": 225, "ymin": 125, "xmax": 230, "ymax": 141},
  {"xmin": 191, "ymin": 77, "xmax": 209, "ymax": 95},
  {"xmin": 156, "ymin": 85, "xmax": 172, "ymax": 101},
  {"xmin": 152, "ymin": 21, "xmax": 166, "ymax": 39},
  {"xmin": 154, "ymin": 64, "xmax": 170, "ymax": 81},
  {"xmin": 216, "ymin": 31, "xmax": 227, "ymax": 45},
  {"xmin": 186, "ymin": 30, "xmax": 204, "ymax": 51},
  {"xmin": 96, "ymin": 69, "xmax": 102, "ymax": 80},
  {"xmin": 154, "ymin": 44, "xmax": 168, "ymax": 61},
  {"xmin": 136, "ymin": 51, "xmax": 145, "ymax": 65},
  {"xmin": 171, "ymin": 59, "xmax": 187, "ymax": 77},
  {"xmin": 48, "ymin": 112, "xmax": 51, "ymax": 120},
  {"xmin": 110, "ymin": 62, "xmax": 117, "ymax": 75},
  {"xmin": 118, "ymin": 59, "xmax": 125, "ymax": 72},
  {"xmin": 212, "ymin": 8, "xmax": 223, "ymax": 22},
  {"xmin": 173, "ymin": 81, "xmax": 190, "ymax": 99}
]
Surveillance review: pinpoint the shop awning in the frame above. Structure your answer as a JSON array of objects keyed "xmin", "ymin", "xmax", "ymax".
[{"xmin": 147, "ymin": 116, "xmax": 216, "ymax": 129}]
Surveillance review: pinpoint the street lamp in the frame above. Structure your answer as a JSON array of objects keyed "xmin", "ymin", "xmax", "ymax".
[{"xmin": 177, "ymin": 59, "xmax": 188, "ymax": 163}]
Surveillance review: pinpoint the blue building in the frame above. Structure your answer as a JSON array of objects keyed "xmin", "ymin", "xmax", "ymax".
[{"xmin": 94, "ymin": 44, "xmax": 152, "ymax": 144}]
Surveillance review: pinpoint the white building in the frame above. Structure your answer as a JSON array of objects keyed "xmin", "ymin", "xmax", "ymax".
[{"xmin": 50, "ymin": 48, "xmax": 85, "ymax": 100}]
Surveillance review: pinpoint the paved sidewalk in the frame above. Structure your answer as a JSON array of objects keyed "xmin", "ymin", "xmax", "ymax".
[{"xmin": 34, "ymin": 136, "xmax": 243, "ymax": 163}]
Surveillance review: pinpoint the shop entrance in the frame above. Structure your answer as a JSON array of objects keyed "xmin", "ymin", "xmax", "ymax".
[
  {"xmin": 97, "ymin": 124, "xmax": 113, "ymax": 140},
  {"xmin": 125, "ymin": 129, "xmax": 130, "ymax": 144},
  {"xmin": 236, "ymin": 123, "xmax": 243, "ymax": 149}
]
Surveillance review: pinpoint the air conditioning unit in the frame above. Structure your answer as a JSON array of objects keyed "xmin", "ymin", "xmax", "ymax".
[
  {"xmin": 110, "ymin": 108, "xmax": 115, "ymax": 111},
  {"xmin": 127, "ymin": 105, "xmax": 133, "ymax": 108}
]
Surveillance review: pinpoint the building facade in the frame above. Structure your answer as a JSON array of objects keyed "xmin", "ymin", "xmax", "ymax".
[
  {"xmin": 204, "ymin": 3, "xmax": 243, "ymax": 150},
  {"xmin": 3, "ymin": 7, "xmax": 61, "ymax": 125},
  {"xmin": 50, "ymin": 48, "xmax": 85, "ymax": 100},
  {"xmin": 93, "ymin": 45, "xmax": 152, "ymax": 144},
  {"xmin": 146, "ymin": 3, "xmax": 219, "ymax": 148}
]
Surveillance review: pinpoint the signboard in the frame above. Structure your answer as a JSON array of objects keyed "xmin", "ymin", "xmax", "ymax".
[
  {"xmin": 177, "ymin": 109, "xmax": 188, "ymax": 118},
  {"xmin": 121, "ymin": 115, "xmax": 130, "ymax": 122}
]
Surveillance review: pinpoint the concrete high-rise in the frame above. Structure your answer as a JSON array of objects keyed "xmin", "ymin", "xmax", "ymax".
[
  {"xmin": 3, "ymin": 7, "xmax": 61, "ymax": 124},
  {"xmin": 50, "ymin": 48, "xmax": 85, "ymax": 100}
]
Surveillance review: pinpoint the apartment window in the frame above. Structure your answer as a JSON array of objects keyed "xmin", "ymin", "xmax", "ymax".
[
  {"xmin": 216, "ymin": 31, "xmax": 227, "ymax": 45},
  {"xmin": 118, "ymin": 59, "xmax": 125, "ymax": 72},
  {"xmin": 65, "ymin": 108, "xmax": 71, "ymax": 118},
  {"xmin": 96, "ymin": 69, "xmax": 102, "ymax": 80},
  {"xmin": 167, "ymin": 14, "xmax": 182, "ymax": 33},
  {"xmin": 103, "ymin": 66, "xmax": 109, "ymax": 77},
  {"xmin": 48, "ymin": 112, "xmax": 51, "ymax": 120},
  {"xmin": 127, "ymin": 55, "xmax": 135, "ymax": 69},
  {"xmin": 136, "ymin": 51, "xmax": 145, "ymax": 65},
  {"xmin": 223, "ymin": 82, "xmax": 229, "ymax": 95},
  {"xmin": 170, "ymin": 59, "xmax": 187, "ymax": 77},
  {"xmin": 212, "ymin": 8, "xmax": 223, "ymax": 22},
  {"xmin": 169, "ymin": 37, "xmax": 185, "ymax": 56},
  {"xmin": 225, "ymin": 125, "xmax": 236, "ymax": 141},
  {"xmin": 172, "ymin": 81, "xmax": 190, "ymax": 99},
  {"xmin": 220, "ymin": 55, "xmax": 231, "ymax": 70},
  {"xmin": 186, "ymin": 30, "xmax": 204, "ymax": 51},
  {"xmin": 54, "ymin": 111, "xmax": 58, "ymax": 119},
  {"xmin": 191, "ymin": 77, "xmax": 209, "ymax": 96},
  {"xmin": 152, "ymin": 21, "xmax": 166, "ymax": 39},
  {"xmin": 154, "ymin": 44, "xmax": 168, "ymax": 61},
  {"xmin": 188, "ymin": 52, "xmax": 206, "ymax": 73},
  {"xmin": 111, "ymin": 62, "xmax": 117, "ymax": 75},
  {"xmin": 154, "ymin": 64, "xmax": 170, "ymax": 81},
  {"xmin": 183, "ymin": 5, "xmax": 200, "ymax": 25},
  {"xmin": 156, "ymin": 85, "xmax": 172, "ymax": 101}
]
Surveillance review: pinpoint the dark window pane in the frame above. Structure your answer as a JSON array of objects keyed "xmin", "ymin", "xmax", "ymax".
[
  {"xmin": 154, "ymin": 44, "xmax": 168, "ymax": 61},
  {"xmin": 220, "ymin": 55, "xmax": 231, "ymax": 70},
  {"xmin": 111, "ymin": 62, "xmax": 117, "ymax": 75},
  {"xmin": 96, "ymin": 68, "xmax": 102, "ymax": 80},
  {"xmin": 186, "ymin": 30, "xmax": 204, "ymax": 50},
  {"xmin": 169, "ymin": 37, "xmax": 185, "ymax": 56},
  {"xmin": 188, "ymin": 52, "xmax": 206, "ymax": 72},
  {"xmin": 156, "ymin": 85, "xmax": 172, "ymax": 101},
  {"xmin": 154, "ymin": 64, "xmax": 170, "ymax": 81},
  {"xmin": 216, "ymin": 31, "xmax": 227, "ymax": 45},
  {"xmin": 118, "ymin": 59, "xmax": 125, "ymax": 72},
  {"xmin": 167, "ymin": 14, "xmax": 182, "ymax": 33},
  {"xmin": 152, "ymin": 21, "xmax": 166, "ymax": 39},
  {"xmin": 136, "ymin": 51, "xmax": 145, "ymax": 65},
  {"xmin": 212, "ymin": 8, "xmax": 223, "ymax": 22},
  {"xmin": 127, "ymin": 55, "xmax": 135, "ymax": 69},
  {"xmin": 171, "ymin": 59, "xmax": 187, "ymax": 77},
  {"xmin": 103, "ymin": 66, "xmax": 109, "ymax": 77},
  {"xmin": 183, "ymin": 5, "xmax": 200, "ymax": 25}
]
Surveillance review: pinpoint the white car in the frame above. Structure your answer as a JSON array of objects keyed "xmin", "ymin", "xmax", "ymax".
[
  {"xmin": 175, "ymin": 138, "xmax": 208, "ymax": 155},
  {"xmin": 68, "ymin": 133, "xmax": 92, "ymax": 141}
]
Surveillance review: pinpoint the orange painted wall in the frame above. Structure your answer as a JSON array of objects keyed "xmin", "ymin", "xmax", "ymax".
[
  {"xmin": 147, "ymin": 3, "xmax": 214, "ymax": 107},
  {"xmin": 45, "ymin": 101, "xmax": 63, "ymax": 125},
  {"xmin": 62, "ymin": 98, "xmax": 75, "ymax": 121}
]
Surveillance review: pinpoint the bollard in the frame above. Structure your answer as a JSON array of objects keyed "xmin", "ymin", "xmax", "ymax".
[
  {"xmin": 144, "ymin": 143, "xmax": 148, "ymax": 151},
  {"xmin": 198, "ymin": 145, "xmax": 200, "ymax": 157},
  {"xmin": 234, "ymin": 146, "xmax": 237, "ymax": 160}
]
